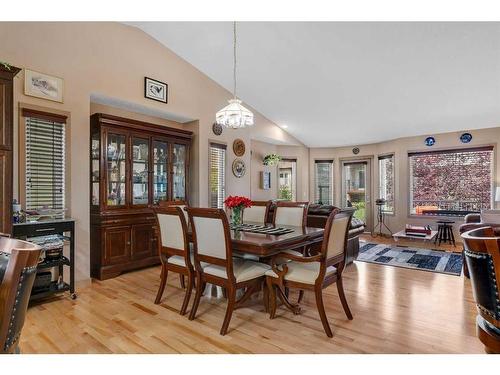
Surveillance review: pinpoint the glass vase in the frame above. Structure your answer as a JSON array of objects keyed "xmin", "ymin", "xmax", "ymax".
[{"xmin": 232, "ymin": 206, "xmax": 243, "ymax": 227}]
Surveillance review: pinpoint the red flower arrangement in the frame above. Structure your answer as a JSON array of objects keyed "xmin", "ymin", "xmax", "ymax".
[{"xmin": 224, "ymin": 195, "xmax": 252, "ymax": 209}]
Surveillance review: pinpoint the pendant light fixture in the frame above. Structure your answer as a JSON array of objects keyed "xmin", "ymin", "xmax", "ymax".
[{"xmin": 216, "ymin": 22, "xmax": 254, "ymax": 129}]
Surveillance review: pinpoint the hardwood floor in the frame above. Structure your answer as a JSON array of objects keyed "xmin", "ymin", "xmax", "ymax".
[{"xmin": 21, "ymin": 260, "xmax": 482, "ymax": 353}]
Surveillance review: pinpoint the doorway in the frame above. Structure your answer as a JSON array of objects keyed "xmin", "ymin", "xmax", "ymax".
[
  {"xmin": 278, "ymin": 158, "xmax": 297, "ymax": 201},
  {"xmin": 341, "ymin": 159, "xmax": 372, "ymax": 232}
]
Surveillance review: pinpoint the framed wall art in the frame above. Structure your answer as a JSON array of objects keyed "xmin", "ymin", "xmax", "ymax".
[
  {"xmin": 144, "ymin": 77, "xmax": 168, "ymax": 103},
  {"xmin": 260, "ymin": 171, "xmax": 271, "ymax": 190},
  {"xmin": 24, "ymin": 69, "xmax": 64, "ymax": 103}
]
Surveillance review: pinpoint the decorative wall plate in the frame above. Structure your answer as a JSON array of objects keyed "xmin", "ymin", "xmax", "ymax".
[
  {"xmin": 460, "ymin": 132, "xmax": 472, "ymax": 143},
  {"xmin": 212, "ymin": 122, "xmax": 223, "ymax": 136},
  {"xmin": 425, "ymin": 136, "xmax": 436, "ymax": 147},
  {"xmin": 352, "ymin": 147, "xmax": 360, "ymax": 155},
  {"xmin": 233, "ymin": 138, "xmax": 246, "ymax": 156},
  {"xmin": 232, "ymin": 158, "xmax": 246, "ymax": 178}
]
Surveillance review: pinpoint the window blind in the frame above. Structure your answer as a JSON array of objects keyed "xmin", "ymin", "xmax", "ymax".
[
  {"xmin": 25, "ymin": 116, "xmax": 66, "ymax": 217},
  {"xmin": 409, "ymin": 146, "xmax": 493, "ymax": 215},
  {"xmin": 378, "ymin": 154, "xmax": 395, "ymax": 213},
  {"xmin": 314, "ymin": 160, "xmax": 333, "ymax": 205},
  {"xmin": 209, "ymin": 143, "xmax": 226, "ymax": 209}
]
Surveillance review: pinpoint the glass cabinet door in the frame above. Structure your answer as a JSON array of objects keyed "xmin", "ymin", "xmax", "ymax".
[
  {"xmin": 91, "ymin": 131, "xmax": 100, "ymax": 206},
  {"xmin": 106, "ymin": 132, "xmax": 127, "ymax": 206},
  {"xmin": 153, "ymin": 140, "xmax": 168, "ymax": 204},
  {"xmin": 172, "ymin": 143, "xmax": 187, "ymax": 201},
  {"xmin": 132, "ymin": 137, "xmax": 149, "ymax": 205}
]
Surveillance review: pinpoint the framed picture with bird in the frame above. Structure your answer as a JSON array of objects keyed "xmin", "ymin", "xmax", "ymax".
[{"xmin": 144, "ymin": 77, "xmax": 168, "ymax": 103}]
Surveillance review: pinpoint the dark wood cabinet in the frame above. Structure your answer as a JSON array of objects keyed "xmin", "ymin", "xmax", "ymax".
[
  {"xmin": 90, "ymin": 113, "xmax": 192, "ymax": 280},
  {"xmin": 131, "ymin": 224, "xmax": 156, "ymax": 260},
  {"xmin": 0, "ymin": 65, "xmax": 20, "ymax": 236},
  {"xmin": 104, "ymin": 226, "xmax": 131, "ymax": 265}
]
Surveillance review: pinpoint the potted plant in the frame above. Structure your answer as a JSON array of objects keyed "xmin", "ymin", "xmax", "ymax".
[
  {"xmin": 224, "ymin": 195, "xmax": 252, "ymax": 227},
  {"xmin": 263, "ymin": 153, "xmax": 281, "ymax": 166}
]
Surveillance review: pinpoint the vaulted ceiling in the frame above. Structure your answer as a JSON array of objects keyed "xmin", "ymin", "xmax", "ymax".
[{"xmin": 128, "ymin": 22, "xmax": 500, "ymax": 147}]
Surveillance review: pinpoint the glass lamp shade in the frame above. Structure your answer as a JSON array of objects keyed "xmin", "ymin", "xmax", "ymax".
[{"xmin": 216, "ymin": 99, "xmax": 254, "ymax": 129}]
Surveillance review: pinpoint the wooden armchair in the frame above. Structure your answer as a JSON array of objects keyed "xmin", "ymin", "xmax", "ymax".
[
  {"xmin": 265, "ymin": 209, "xmax": 353, "ymax": 337},
  {"xmin": 461, "ymin": 226, "xmax": 500, "ymax": 353},
  {"xmin": 153, "ymin": 206, "xmax": 194, "ymax": 315},
  {"xmin": 187, "ymin": 208, "xmax": 271, "ymax": 335},
  {"xmin": 0, "ymin": 237, "xmax": 41, "ymax": 353}
]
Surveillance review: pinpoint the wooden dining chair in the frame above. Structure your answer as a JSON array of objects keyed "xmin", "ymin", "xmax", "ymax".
[
  {"xmin": 158, "ymin": 200, "xmax": 189, "ymax": 222},
  {"xmin": 461, "ymin": 226, "xmax": 500, "ymax": 353},
  {"xmin": 265, "ymin": 209, "xmax": 353, "ymax": 337},
  {"xmin": 187, "ymin": 207, "xmax": 271, "ymax": 335},
  {"xmin": 0, "ymin": 237, "xmax": 41, "ymax": 353},
  {"xmin": 243, "ymin": 201, "xmax": 271, "ymax": 224},
  {"xmin": 272, "ymin": 201, "xmax": 309, "ymax": 227},
  {"xmin": 157, "ymin": 200, "xmax": 190, "ymax": 288},
  {"xmin": 153, "ymin": 206, "xmax": 194, "ymax": 315}
]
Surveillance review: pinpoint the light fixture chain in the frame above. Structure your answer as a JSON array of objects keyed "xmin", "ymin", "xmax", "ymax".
[{"xmin": 233, "ymin": 21, "xmax": 237, "ymax": 99}]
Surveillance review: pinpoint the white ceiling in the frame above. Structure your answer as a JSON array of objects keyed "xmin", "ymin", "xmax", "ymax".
[{"xmin": 128, "ymin": 22, "xmax": 500, "ymax": 147}]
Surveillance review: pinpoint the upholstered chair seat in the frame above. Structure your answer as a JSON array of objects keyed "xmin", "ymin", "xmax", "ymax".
[
  {"xmin": 266, "ymin": 262, "xmax": 337, "ymax": 284},
  {"xmin": 204, "ymin": 258, "xmax": 270, "ymax": 283},
  {"xmin": 167, "ymin": 254, "xmax": 202, "ymax": 268}
]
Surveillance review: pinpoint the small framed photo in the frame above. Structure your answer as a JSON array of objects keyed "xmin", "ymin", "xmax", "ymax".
[
  {"xmin": 24, "ymin": 69, "xmax": 64, "ymax": 103},
  {"xmin": 144, "ymin": 77, "xmax": 168, "ymax": 103},
  {"xmin": 260, "ymin": 171, "xmax": 271, "ymax": 190}
]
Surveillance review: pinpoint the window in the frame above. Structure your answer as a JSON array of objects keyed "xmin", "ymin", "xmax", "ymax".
[
  {"xmin": 378, "ymin": 154, "xmax": 395, "ymax": 214},
  {"xmin": 278, "ymin": 158, "xmax": 297, "ymax": 201},
  {"xmin": 209, "ymin": 143, "xmax": 226, "ymax": 208},
  {"xmin": 314, "ymin": 160, "xmax": 333, "ymax": 205},
  {"xmin": 409, "ymin": 146, "xmax": 493, "ymax": 216},
  {"xmin": 24, "ymin": 111, "xmax": 66, "ymax": 217}
]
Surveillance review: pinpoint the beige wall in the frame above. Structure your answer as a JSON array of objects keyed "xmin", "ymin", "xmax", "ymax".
[
  {"xmin": 1, "ymin": 22, "xmax": 296, "ymax": 282},
  {"xmin": 310, "ymin": 127, "xmax": 500, "ymax": 240},
  {"xmin": 250, "ymin": 140, "xmax": 310, "ymax": 201}
]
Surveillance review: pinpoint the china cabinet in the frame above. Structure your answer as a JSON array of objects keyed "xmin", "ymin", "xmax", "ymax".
[
  {"xmin": 90, "ymin": 113, "xmax": 192, "ymax": 280},
  {"xmin": 0, "ymin": 65, "xmax": 21, "ymax": 236}
]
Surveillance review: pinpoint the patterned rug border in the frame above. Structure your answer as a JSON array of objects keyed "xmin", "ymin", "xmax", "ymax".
[{"xmin": 357, "ymin": 242, "xmax": 463, "ymax": 276}]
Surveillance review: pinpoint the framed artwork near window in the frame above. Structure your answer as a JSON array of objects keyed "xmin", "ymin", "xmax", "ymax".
[
  {"xmin": 260, "ymin": 171, "xmax": 271, "ymax": 190},
  {"xmin": 144, "ymin": 77, "xmax": 168, "ymax": 103},
  {"xmin": 24, "ymin": 69, "xmax": 64, "ymax": 103}
]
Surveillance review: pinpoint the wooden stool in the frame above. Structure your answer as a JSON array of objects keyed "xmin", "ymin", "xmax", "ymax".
[{"xmin": 435, "ymin": 220, "xmax": 456, "ymax": 246}]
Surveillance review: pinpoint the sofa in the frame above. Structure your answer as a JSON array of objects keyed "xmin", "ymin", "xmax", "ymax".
[
  {"xmin": 266, "ymin": 203, "xmax": 366, "ymax": 264},
  {"xmin": 459, "ymin": 210, "xmax": 500, "ymax": 278}
]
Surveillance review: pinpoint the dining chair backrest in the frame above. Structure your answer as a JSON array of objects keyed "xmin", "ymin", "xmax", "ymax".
[
  {"xmin": 243, "ymin": 201, "xmax": 271, "ymax": 224},
  {"xmin": 154, "ymin": 206, "xmax": 190, "ymax": 265},
  {"xmin": 188, "ymin": 208, "xmax": 233, "ymax": 272},
  {"xmin": 158, "ymin": 200, "xmax": 189, "ymax": 222},
  {"xmin": 273, "ymin": 201, "xmax": 309, "ymax": 227},
  {"xmin": 0, "ymin": 237, "xmax": 41, "ymax": 354},
  {"xmin": 321, "ymin": 209, "xmax": 352, "ymax": 267}
]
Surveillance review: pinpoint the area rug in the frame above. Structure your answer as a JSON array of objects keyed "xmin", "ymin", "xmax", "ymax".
[{"xmin": 357, "ymin": 242, "xmax": 463, "ymax": 276}]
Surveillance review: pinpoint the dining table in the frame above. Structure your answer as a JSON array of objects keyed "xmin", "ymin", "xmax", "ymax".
[{"xmin": 229, "ymin": 223, "xmax": 324, "ymax": 258}]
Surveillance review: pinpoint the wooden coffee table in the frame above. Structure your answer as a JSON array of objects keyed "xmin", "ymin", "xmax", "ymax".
[{"xmin": 392, "ymin": 229, "xmax": 438, "ymax": 243}]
